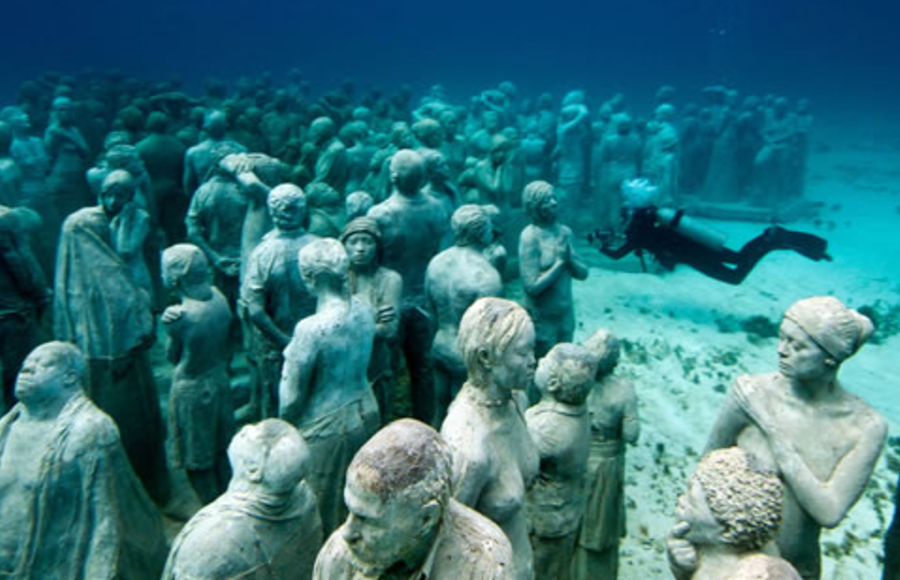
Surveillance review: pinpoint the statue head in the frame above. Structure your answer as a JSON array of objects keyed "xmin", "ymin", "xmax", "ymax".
[
  {"xmin": 146, "ymin": 111, "xmax": 168, "ymax": 134},
  {"xmin": 522, "ymin": 180, "xmax": 557, "ymax": 225},
  {"xmin": 655, "ymin": 104, "xmax": 676, "ymax": 123},
  {"xmin": 51, "ymin": 96, "xmax": 75, "ymax": 125},
  {"xmin": 309, "ymin": 117, "xmax": 336, "ymax": 145},
  {"xmin": 489, "ymin": 134, "xmax": 512, "ymax": 165},
  {"xmin": 305, "ymin": 182, "xmax": 341, "ymax": 209},
  {"xmin": 0, "ymin": 106, "xmax": 30, "ymax": 132},
  {"xmin": 341, "ymin": 419, "xmax": 453, "ymax": 575},
  {"xmin": 299, "ymin": 238, "xmax": 349, "ymax": 293},
  {"xmin": 779, "ymin": 296, "xmax": 874, "ymax": 381},
  {"xmin": 390, "ymin": 122, "xmax": 415, "ymax": 149},
  {"xmin": 562, "ymin": 90, "xmax": 586, "ymax": 108},
  {"xmin": 481, "ymin": 110, "xmax": 501, "ymax": 133},
  {"xmin": 412, "ymin": 118, "xmax": 443, "ymax": 149},
  {"xmin": 341, "ymin": 217, "xmax": 381, "ymax": 269},
  {"xmin": 389, "ymin": 149, "xmax": 426, "ymax": 196},
  {"xmin": 535, "ymin": 343, "xmax": 597, "ymax": 405},
  {"xmin": 422, "ymin": 149, "xmax": 450, "ymax": 185},
  {"xmin": 228, "ymin": 419, "xmax": 310, "ymax": 495},
  {"xmin": 583, "ymin": 329, "xmax": 621, "ymax": 378},
  {"xmin": 268, "ymin": 183, "xmax": 307, "ymax": 231},
  {"xmin": 117, "ymin": 106, "xmax": 144, "ymax": 133},
  {"xmin": 15, "ymin": 342, "xmax": 86, "ymax": 408},
  {"xmin": 99, "ymin": 170, "xmax": 136, "ymax": 217},
  {"xmin": 458, "ymin": 297, "xmax": 535, "ymax": 392},
  {"xmin": 677, "ymin": 448, "xmax": 782, "ymax": 551},
  {"xmin": 203, "ymin": 110, "xmax": 228, "ymax": 140},
  {"xmin": 162, "ymin": 243, "xmax": 212, "ymax": 294},
  {"xmin": 345, "ymin": 190, "xmax": 374, "ymax": 221},
  {"xmin": 451, "ymin": 204, "xmax": 492, "ymax": 249}
]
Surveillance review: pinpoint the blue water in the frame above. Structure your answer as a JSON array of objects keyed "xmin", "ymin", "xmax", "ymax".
[{"xmin": 3, "ymin": 0, "xmax": 899, "ymax": 128}]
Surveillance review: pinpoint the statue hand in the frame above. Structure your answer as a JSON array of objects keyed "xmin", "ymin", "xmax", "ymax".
[
  {"xmin": 376, "ymin": 305, "xmax": 396, "ymax": 325},
  {"xmin": 666, "ymin": 522, "xmax": 698, "ymax": 577},
  {"xmin": 216, "ymin": 257, "xmax": 240, "ymax": 277},
  {"xmin": 162, "ymin": 306, "xmax": 184, "ymax": 325}
]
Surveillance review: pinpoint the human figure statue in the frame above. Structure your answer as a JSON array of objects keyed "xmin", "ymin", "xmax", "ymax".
[
  {"xmin": 884, "ymin": 471, "xmax": 900, "ymax": 580},
  {"xmin": 441, "ymin": 297, "xmax": 540, "ymax": 580},
  {"xmin": 0, "ymin": 342, "xmax": 168, "ymax": 580},
  {"xmin": 422, "ymin": 148, "xmax": 459, "ymax": 218},
  {"xmin": 136, "ymin": 111, "xmax": 186, "ymax": 243},
  {"xmin": 526, "ymin": 343, "xmax": 596, "ymax": 580},
  {"xmin": 260, "ymin": 90, "xmax": 298, "ymax": 158},
  {"xmin": 368, "ymin": 148, "xmax": 450, "ymax": 422},
  {"xmin": 705, "ymin": 296, "xmax": 887, "ymax": 580},
  {"xmin": 752, "ymin": 98, "xmax": 797, "ymax": 208},
  {"xmin": 0, "ymin": 205, "xmax": 50, "ymax": 410},
  {"xmin": 44, "ymin": 96, "xmax": 92, "ymax": 221},
  {"xmin": 519, "ymin": 180, "xmax": 588, "ymax": 360},
  {"xmin": 363, "ymin": 122, "xmax": 415, "ymax": 201},
  {"xmin": 666, "ymin": 447, "xmax": 802, "ymax": 580},
  {"xmin": 472, "ymin": 134, "xmax": 523, "ymax": 210},
  {"xmin": 573, "ymin": 329, "xmax": 640, "ymax": 580},
  {"xmin": 163, "ymin": 419, "xmax": 323, "ymax": 580},
  {"xmin": 702, "ymin": 93, "xmax": 742, "ymax": 204},
  {"xmin": 308, "ymin": 116, "xmax": 350, "ymax": 194},
  {"xmin": 54, "ymin": 170, "xmax": 170, "ymax": 504},
  {"xmin": 0, "ymin": 122, "xmax": 22, "ymax": 207},
  {"xmin": 279, "ymin": 238, "xmax": 379, "ymax": 535},
  {"xmin": 183, "ymin": 110, "xmax": 247, "ymax": 197},
  {"xmin": 306, "ymin": 182, "xmax": 348, "ymax": 238},
  {"xmin": 595, "ymin": 113, "xmax": 640, "ymax": 233},
  {"xmin": 643, "ymin": 104, "xmax": 680, "ymax": 205},
  {"xmin": 341, "ymin": 217, "xmax": 402, "ymax": 423},
  {"xmin": 161, "ymin": 244, "xmax": 235, "ymax": 504},
  {"xmin": 242, "ymin": 184, "xmax": 318, "ymax": 419},
  {"xmin": 314, "ymin": 419, "xmax": 515, "ymax": 580},
  {"xmin": 425, "ymin": 204, "xmax": 503, "ymax": 426},
  {"xmin": 554, "ymin": 102, "xmax": 590, "ymax": 217},
  {"xmin": 2, "ymin": 106, "xmax": 49, "ymax": 212}
]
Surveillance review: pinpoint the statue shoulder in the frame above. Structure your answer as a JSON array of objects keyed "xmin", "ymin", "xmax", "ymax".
[{"xmin": 437, "ymin": 500, "xmax": 515, "ymax": 580}]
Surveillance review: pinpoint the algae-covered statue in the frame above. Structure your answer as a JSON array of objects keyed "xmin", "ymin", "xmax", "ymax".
[
  {"xmin": 574, "ymin": 329, "xmax": 640, "ymax": 580},
  {"xmin": 426, "ymin": 204, "xmax": 503, "ymax": 426},
  {"xmin": 368, "ymin": 148, "xmax": 450, "ymax": 422},
  {"xmin": 705, "ymin": 296, "xmax": 887, "ymax": 580},
  {"xmin": 279, "ymin": 238, "xmax": 379, "ymax": 535},
  {"xmin": 667, "ymin": 447, "xmax": 802, "ymax": 580},
  {"xmin": 54, "ymin": 169, "xmax": 169, "ymax": 503},
  {"xmin": 163, "ymin": 419, "xmax": 323, "ymax": 580},
  {"xmin": 519, "ymin": 180, "xmax": 588, "ymax": 359},
  {"xmin": 183, "ymin": 110, "xmax": 246, "ymax": 197},
  {"xmin": 162, "ymin": 244, "xmax": 235, "ymax": 504},
  {"xmin": 341, "ymin": 217, "xmax": 402, "ymax": 423},
  {"xmin": 526, "ymin": 343, "xmax": 596, "ymax": 580},
  {"xmin": 0, "ymin": 342, "xmax": 168, "ymax": 580},
  {"xmin": 314, "ymin": 419, "xmax": 515, "ymax": 580},
  {"xmin": 44, "ymin": 96, "xmax": 91, "ymax": 220},
  {"xmin": 441, "ymin": 297, "xmax": 540, "ymax": 580},
  {"xmin": 242, "ymin": 184, "xmax": 318, "ymax": 419}
]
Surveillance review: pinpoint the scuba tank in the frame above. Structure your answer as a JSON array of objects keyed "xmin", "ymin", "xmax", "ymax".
[{"xmin": 655, "ymin": 207, "xmax": 728, "ymax": 251}]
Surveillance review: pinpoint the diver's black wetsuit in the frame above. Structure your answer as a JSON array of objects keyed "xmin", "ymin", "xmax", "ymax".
[
  {"xmin": 597, "ymin": 206, "xmax": 830, "ymax": 285},
  {"xmin": 885, "ymin": 472, "xmax": 900, "ymax": 580}
]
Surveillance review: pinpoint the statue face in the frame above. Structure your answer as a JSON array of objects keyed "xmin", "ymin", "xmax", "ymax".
[
  {"xmin": 777, "ymin": 318, "xmax": 831, "ymax": 383},
  {"xmin": 341, "ymin": 471, "xmax": 429, "ymax": 572},
  {"xmin": 15, "ymin": 348, "xmax": 69, "ymax": 406},
  {"xmin": 344, "ymin": 232, "xmax": 377, "ymax": 268},
  {"xmin": 675, "ymin": 477, "xmax": 725, "ymax": 547},
  {"xmin": 535, "ymin": 193, "xmax": 558, "ymax": 224},
  {"xmin": 490, "ymin": 322, "xmax": 536, "ymax": 391},
  {"xmin": 100, "ymin": 182, "xmax": 133, "ymax": 217}
]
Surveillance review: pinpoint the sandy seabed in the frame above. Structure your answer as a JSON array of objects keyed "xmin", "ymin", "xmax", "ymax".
[{"xmin": 570, "ymin": 141, "xmax": 900, "ymax": 579}]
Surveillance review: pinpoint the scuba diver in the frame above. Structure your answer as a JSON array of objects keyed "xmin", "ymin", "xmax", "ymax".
[{"xmin": 589, "ymin": 178, "xmax": 831, "ymax": 285}]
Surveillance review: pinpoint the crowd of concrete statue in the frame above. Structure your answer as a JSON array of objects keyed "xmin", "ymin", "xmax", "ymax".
[{"xmin": 0, "ymin": 70, "xmax": 895, "ymax": 580}]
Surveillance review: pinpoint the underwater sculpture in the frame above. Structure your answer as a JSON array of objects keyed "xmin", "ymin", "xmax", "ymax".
[
  {"xmin": 161, "ymin": 243, "xmax": 235, "ymax": 504},
  {"xmin": 0, "ymin": 204, "xmax": 49, "ymax": 410},
  {"xmin": 54, "ymin": 169, "xmax": 169, "ymax": 504},
  {"xmin": 519, "ymin": 180, "xmax": 588, "ymax": 361},
  {"xmin": 594, "ymin": 113, "xmax": 641, "ymax": 234},
  {"xmin": 44, "ymin": 96, "xmax": 91, "ymax": 221},
  {"xmin": 0, "ymin": 122, "xmax": 21, "ymax": 207},
  {"xmin": 341, "ymin": 217, "xmax": 402, "ymax": 423},
  {"xmin": 368, "ymin": 148, "xmax": 450, "ymax": 422},
  {"xmin": 182, "ymin": 110, "xmax": 246, "ymax": 197},
  {"xmin": 426, "ymin": 204, "xmax": 504, "ymax": 426},
  {"xmin": 279, "ymin": 237, "xmax": 379, "ymax": 535},
  {"xmin": 306, "ymin": 182, "xmax": 347, "ymax": 238},
  {"xmin": 242, "ymin": 184, "xmax": 318, "ymax": 419},
  {"xmin": 554, "ymin": 102, "xmax": 590, "ymax": 211},
  {"xmin": 307, "ymin": 116, "xmax": 350, "ymax": 194},
  {"xmin": 525, "ymin": 343, "xmax": 596, "ymax": 580},
  {"xmin": 574, "ymin": 329, "xmax": 641, "ymax": 580},
  {"xmin": 0, "ymin": 342, "xmax": 168, "ymax": 580},
  {"xmin": 440, "ymin": 297, "xmax": 540, "ymax": 580},
  {"xmin": 314, "ymin": 419, "xmax": 515, "ymax": 580},
  {"xmin": 136, "ymin": 111, "xmax": 187, "ymax": 243},
  {"xmin": 642, "ymin": 104, "xmax": 680, "ymax": 204},
  {"xmin": 666, "ymin": 447, "xmax": 802, "ymax": 580},
  {"xmin": 752, "ymin": 97, "xmax": 798, "ymax": 208},
  {"xmin": 162, "ymin": 419, "xmax": 323, "ymax": 580},
  {"xmin": 345, "ymin": 190, "xmax": 374, "ymax": 220},
  {"xmin": 705, "ymin": 296, "xmax": 887, "ymax": 580},
  {"xmin": 592, "ymin": 178, "xmax": 831, "ymax": 285}
]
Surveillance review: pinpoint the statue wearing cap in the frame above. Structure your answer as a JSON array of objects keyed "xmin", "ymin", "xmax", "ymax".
[{"xmin": 705, "ymin": 296, "xmax": 887, "ymax": 580}]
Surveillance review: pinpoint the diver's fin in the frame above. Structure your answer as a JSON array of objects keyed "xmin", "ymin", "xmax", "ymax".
[{"xmin": 766, "ymin": 227, "xmax": 832, "ymax": 262}]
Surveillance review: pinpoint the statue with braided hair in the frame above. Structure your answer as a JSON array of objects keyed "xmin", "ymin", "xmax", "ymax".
[
  {"xmin": 666, "ymin": 447, "xmax": 801, "ymax": 580},
  {"xmin": 162, "ymin": 243, "xmax": 235, "ymax": 504},
  {"xmin": 705, "ymin": 297, "xmax": 887, "ymax": 579}
]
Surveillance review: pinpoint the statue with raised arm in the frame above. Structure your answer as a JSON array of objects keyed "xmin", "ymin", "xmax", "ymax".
[
  {"xmin": 279, "ymin": 238, "xmax": 379, "ymax": 535},
  {"xmin": 163, "ymin": 419, "xmax": 323, "ymax": 580},
  {"xmin": 705, "ymin": 296, "xmax": 887, "ymax": 580},
  {"xmin": 519, "ymin": 180, "xmax": 588, "ymax": 359},
  {"xmin": 441, "ymin": 297, "xmax": 540, "ymax": 580},
  {"xmin": 162, "ymin": 244, "xmax": 235, "ymax": 504},
  {"xmin": 666, "ymin": 447, "xmax": 802, "ymax": 580}
]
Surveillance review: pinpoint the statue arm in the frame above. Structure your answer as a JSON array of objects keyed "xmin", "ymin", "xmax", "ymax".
[
  {"xmin": 703, "ymin": 389, "xmax": 750, "ymax": 453},
  {"xmin": 185, "ymin": 195, "xmax": 225, "ymax": 269},
  {"xmin": 519, "ymin": 231, "xmax": 565, "ymax": 298},
  {"xmin": 564, "ymin": 229, "xmax": 589, "ymax": 280},
  {"xmin": 242, "ymin": 258, "xmax": 291, "ymax": 348},
  {"xmin": 621, "ymin": 383, "xmax": 641, "ymax": 445},
  {"xmin": 764, "ymin": 413, "xmax": 887, "ymax": 528},
  {"xmin": 161, "ymin": 308, "xmax": 184, "ymax": 365},
  {"xmin": 377, "ymin": 271, "xmax": 403, "ymax": 340},
  {"xmin": 279, "ymin": 326, "xmax": 317, "ymax": 423}
]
